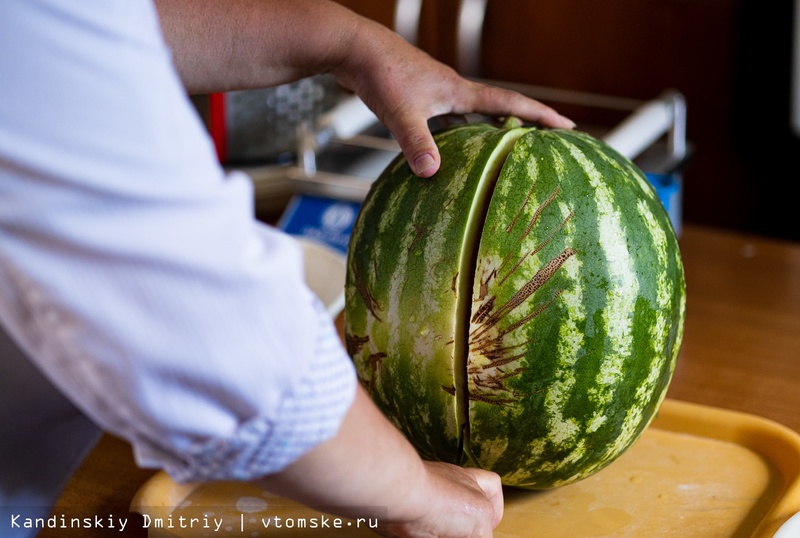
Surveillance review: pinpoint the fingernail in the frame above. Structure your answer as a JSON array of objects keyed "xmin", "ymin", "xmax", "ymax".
[{"xmin": 414, "ymin": 153, "xmax": 436, "ymax": 176}]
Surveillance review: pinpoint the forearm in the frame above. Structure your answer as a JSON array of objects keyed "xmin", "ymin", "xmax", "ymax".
[
  {"xmin": 257, "ymin": 385, "xmax": 502, "ymax": 536},
  {"xmin": 154, "ymin": 0, "xmax": 363, "ymax": 94},
  {"xmin": 154, "ymin": 0, "xmax": 574, "ymax": 179},
  {"xmin": 256, "ymin": 385, "xmax": 428, "ymax": 521}
]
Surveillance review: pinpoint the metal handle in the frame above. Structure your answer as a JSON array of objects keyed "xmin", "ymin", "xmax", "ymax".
[
  {"xmin": 601, "ymin": 90, "xmax": 687, "ymax": 162},
  {"xmin": 297, "ymin": 94, "xmax": 381, "ymax": 177}
]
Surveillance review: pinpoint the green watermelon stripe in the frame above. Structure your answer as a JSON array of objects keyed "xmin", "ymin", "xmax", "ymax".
[{"xmin": 345, "ymin": 122, "xmax": 685, "ymax": 489}]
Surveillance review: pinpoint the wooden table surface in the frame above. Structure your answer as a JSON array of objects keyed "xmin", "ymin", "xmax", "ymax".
[
  {"xmin": 664, "ymin": 225, "xmax": 800, "ymax": 432},
  {"xmin": 40, "ymin": 224, "xmax": 800, "ymax": 537}
]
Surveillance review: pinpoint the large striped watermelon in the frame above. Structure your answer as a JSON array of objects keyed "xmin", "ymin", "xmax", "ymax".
[{"xmin": 343, "ymin": 118, "xmax": 686, "ymax": 489}]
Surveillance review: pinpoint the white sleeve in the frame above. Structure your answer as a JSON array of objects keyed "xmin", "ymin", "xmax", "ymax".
[{"xmin": 0, "ymin": 0, "xmax": 356, "ymax": 482}]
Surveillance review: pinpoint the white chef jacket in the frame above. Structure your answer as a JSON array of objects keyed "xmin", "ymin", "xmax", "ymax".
[{"xmin": 0, "ymin": 0, "xmax": 357, "ymax": 529}]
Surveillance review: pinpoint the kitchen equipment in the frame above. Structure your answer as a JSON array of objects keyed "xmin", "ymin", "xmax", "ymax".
[
  {"xmin": 206, "ymin": 0, "xmax": 425, "ymax": 165},
  {"xmin": 207, "ymin": 75, "xmax": 345, "ymax": 164}
]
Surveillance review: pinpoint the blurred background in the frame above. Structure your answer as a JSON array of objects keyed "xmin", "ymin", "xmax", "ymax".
[
  {"xmin": 198, "ymin": 0, "xmax": 800, "ymax": 244},
  {"xmin": 335, "ymin": 0, "xmax": 799, "ymax": 243}
]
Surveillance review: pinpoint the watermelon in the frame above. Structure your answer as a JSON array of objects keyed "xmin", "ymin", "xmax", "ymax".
[{"xmin": 343, "ymin": 118, "xmax": 686, "ymax": 489}]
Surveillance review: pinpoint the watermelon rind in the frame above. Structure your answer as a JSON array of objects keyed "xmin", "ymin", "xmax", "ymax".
[
  {"xmin": 344, "ymin": 120, "xmax": 686, "ymax": 489},
  {"xmin": 464, "ymin": 128, "xmax": 685, "ymax": 488}
]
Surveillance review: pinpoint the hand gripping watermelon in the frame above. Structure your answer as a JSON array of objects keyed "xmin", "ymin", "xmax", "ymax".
[{"xmin": 343, "ymin": 118, "xmax": 686, "ymax": 489}]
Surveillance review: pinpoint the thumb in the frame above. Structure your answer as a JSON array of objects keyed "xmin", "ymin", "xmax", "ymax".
[
  {"xmin": 471, "ymin": 469, "xmax": 504, "ymax": 528},
  {"xmin": 407, "ymin": 146, "xmax": 440, "ymax": 178},
  {"xmin": 388, "ymin": 116, "xmax": 441, "ymax": 178}
]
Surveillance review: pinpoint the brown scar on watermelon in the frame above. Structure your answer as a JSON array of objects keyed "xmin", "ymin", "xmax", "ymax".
[
  {"xmin": 496, "ymin": 180, "xmax": 538, "ymax": 235},
  {"xmin": 442, "ymin": 383, "xmax": 517, "ymax": 405},
  {"xmin": 471, "ymin": 247, "xmax": 576, "ymax": 342},
  {"xmin": 471, "ymin": 295, "xmax": 496, "ymax": 324},
  {"xmin": 497, "ymin": 203, "xmax": 573, "ymax": 288},
  {"xmin": 345, "ymin": 333, "xmax": 370, "ymax": 356},
  {"xmin": 407, "ymin": 222, "xmax": 427, "ymax": 255},
  {"xmin": 522, "ymin": 187, "xmax": 561, "ymax": 236},
  {"xmin": 362, "ymin": 351, "xmax": 387, "ymax": 392},
  {"xmin": 467, "ymin": 241, "xmax": 574, "ymax": 406},
  {"xmin": 350, "ymin": 257, "xmax": 382, "ymax": 321}
]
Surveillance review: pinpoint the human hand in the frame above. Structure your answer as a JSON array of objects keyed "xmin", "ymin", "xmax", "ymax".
[
  {"xmin": 332, "ymin": 16, "xmax": 575, "ymax": 178},
  {"xmin": 260, "ymin": 385, "xmax": 503, "ymax": 538},
  {"xmin": 381, "ymin": 461, "xmax": 504, "ymax": 538},
  {"xmin": 155, "ymin": 0, "xmax": 571, "ymax": 178}
]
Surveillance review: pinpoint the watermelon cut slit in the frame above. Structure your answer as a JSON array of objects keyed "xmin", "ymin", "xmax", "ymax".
[{"xmin": 452, "ymin": 127, "xmax": 530, "ymax": 465}]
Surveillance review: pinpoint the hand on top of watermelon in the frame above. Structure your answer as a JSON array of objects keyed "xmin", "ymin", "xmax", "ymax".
[
  {"xmin": 330, "ymin": 16, "xmax": 576, "ymax": 178},
  {"xmin": 158, "ymin": 0, "xmax": 574, "ymax": 179}
]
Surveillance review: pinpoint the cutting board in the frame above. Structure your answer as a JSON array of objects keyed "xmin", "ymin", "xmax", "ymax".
[{"xmin": 130, "ymin": 399, "xmax": 800, "ymax": 537}]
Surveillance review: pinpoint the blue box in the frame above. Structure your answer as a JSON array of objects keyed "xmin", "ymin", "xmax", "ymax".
[
  {"xmin": 646, "ymin": 172, "xmax": 683, "ymax": 236},
  {"xmin": 277, "ymin": 195, "xmax": 361, "ymax": 255}
]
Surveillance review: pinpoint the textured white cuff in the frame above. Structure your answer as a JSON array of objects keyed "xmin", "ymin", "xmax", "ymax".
[{"xmin": 162, "ymin": 299, "xmax": 357, "ymax": 483}]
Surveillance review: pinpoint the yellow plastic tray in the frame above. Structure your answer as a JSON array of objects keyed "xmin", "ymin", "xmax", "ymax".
[{"xmin": 131, "ymin": 399, "xmax": 800, "ymax": 537}]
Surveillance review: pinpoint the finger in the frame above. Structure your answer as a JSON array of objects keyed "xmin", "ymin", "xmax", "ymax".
[
  {"xmin": 470, "ymin": 469, "xmax": 504, "ymax": 528},
  {"xmin": 462, "ymin": 82, "xmax": 576, "ymax": 130},
  {"xmin": 386, "ymin": 113, "xmax": 442, "ymax": 178}
]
